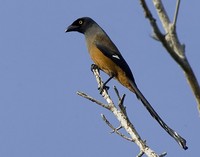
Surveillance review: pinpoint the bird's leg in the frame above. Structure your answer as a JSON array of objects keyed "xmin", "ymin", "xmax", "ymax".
[
  {"xmin": 103, "ymin": 75, "xmax": 114, "ymax": 88},
  {"xmin": 91, "ymin": 64, "xmax": 114, "ymax": 93},
  {"xmin": 98, "ymin": 75, "xmax": 114, "ymax": 94}
]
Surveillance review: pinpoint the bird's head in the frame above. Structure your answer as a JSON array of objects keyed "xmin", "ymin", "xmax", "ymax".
[{"xmin": 65, "ymin": 17, "xmax": 95, "ymax": 34}]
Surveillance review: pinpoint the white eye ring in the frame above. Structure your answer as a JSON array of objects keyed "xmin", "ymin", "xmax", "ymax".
[{"xmin": 79, "ymin": 20, "xmax": 83, "ymax": 25}]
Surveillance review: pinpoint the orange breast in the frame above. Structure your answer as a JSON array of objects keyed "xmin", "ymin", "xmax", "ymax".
[
  {"xmin": 88, "ymin": 45, "xmax": 134, "ymax": 92},
  {"xmin": 89, "ymin": 45, "xmax": 117, "ymax": 76}
]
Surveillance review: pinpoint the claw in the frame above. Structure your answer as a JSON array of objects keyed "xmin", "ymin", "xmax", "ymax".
[
  {"xmin": 91, "ymin": 64, "xmax": 100, "ymax": 73},
  {"xmin": 98, "ymin": 84, "xmax": 110, "ymax": 94}
]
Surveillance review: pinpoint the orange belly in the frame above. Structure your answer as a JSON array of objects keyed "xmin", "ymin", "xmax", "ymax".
[{"xmin": 88, "ymin": 46, "xmax": 134, "ymax": 92}]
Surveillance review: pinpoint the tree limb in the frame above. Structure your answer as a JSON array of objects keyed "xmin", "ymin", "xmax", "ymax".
[
  {"xmin": 139, "ymin": 0, "xmax": 200, "ymax": 112},
  {"xmin": 77, "ymin": 66, "xmax": 165, "ymax": 157}
]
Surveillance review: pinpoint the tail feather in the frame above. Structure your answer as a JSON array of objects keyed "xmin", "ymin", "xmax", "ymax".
[{"xmin": 129, "ymin": 81, "xmax": 188, "ymax": 150}]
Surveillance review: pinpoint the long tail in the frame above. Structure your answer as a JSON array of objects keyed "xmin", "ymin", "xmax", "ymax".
[{"xmin": 130, "ymin": 81, "xmax": 188, "ymax": 150}]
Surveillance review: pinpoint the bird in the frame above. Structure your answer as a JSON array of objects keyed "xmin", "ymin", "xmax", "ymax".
[{"xmin": 65, "ymin": 17, "xmax": 187, "ymax": 150}]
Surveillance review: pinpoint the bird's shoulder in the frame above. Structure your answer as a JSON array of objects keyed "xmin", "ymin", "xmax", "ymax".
[{"xmin": 94, "ymin": 33, "xmax": 121, "ymax": 56}]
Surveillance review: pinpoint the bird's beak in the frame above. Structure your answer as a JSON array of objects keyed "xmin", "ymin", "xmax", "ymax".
[{"xmin": 65, "ymin": 25, "xmax": 78, "ymax": 33}]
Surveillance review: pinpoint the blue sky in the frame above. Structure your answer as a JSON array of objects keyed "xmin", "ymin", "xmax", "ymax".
[{"xmin": 0, "ymin": 0, "xmax": 199, "ymax": 156}]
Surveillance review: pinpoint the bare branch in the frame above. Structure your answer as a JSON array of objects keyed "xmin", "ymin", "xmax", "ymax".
[
  {"xmin": 114, "ymin": 86, "xmax": 121, "ymax": 100},
  {"xmin": 159, "ymin": 152, "xmax": 167, "ymax": 157},
  {"xmin": 113, "ymin": 86, "xmax": 127, "ymax": 115},
  {"xmin": 173, "ymin": 0, "xmax": 181, "ymax": 27},
  {"xmin": 152, "ymin": 0, "xmax": 170, "ymax": 33},
  {"xmin": 110, "ymin": 125, "xmax": 123, "ymax": 133},
  {"xmin": 101, "ymin": 114, "xmax": 134, "ymax": 142},
  {"xmin": 77, "ymin": 91, "xmax": 110, "ymax": 110},
  {"xmin": 139, "ymin": 0, "xmax": 200, "ymax": 112},
  {"xmin": 77, "ymin": 65, "xmax": 163, "ymax": 156}
]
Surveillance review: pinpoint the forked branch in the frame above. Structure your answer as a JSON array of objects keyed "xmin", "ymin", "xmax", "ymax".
[
  {"xmin": 77, "ymin": 66, "xmax": 167, "ymax": 157},
  {"xmin": 140, "ymin": 0, "xmax": 200, "ymax": 112}
]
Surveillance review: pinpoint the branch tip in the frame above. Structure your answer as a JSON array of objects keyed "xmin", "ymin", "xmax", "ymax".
[
  {"xmin": 159, "ymin": 152, "xmax": 167, "ymax": 157},
  {"xmin": 173, "ymin": 0, "xmax": 181, "ymax": 28},
  {"xmin": 137, "ymin": 150, "xmax": 145, "ymax": 157}
]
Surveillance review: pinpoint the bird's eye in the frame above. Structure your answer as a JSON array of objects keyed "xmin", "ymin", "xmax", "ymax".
[{"xmin": 79, "ymin": 20, "xmax": 83, "ymax": 25}]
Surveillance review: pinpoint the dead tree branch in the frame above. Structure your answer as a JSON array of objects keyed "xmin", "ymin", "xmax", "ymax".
[
  {"xmin": 101, "ymin": 114, "xmax": 134, "ymax": 142},
  {"xmin": 139, "ymin": 0, "xmax": 200, "ymax": 112},
  {"xmin": 77, "ymin": 66, "xmax": 167, "ymax": 157}
]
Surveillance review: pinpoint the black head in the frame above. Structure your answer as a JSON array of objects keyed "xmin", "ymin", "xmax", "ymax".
[{"xmin": 65, "ymin": 17, "xmax": 95, "ymax": 34}]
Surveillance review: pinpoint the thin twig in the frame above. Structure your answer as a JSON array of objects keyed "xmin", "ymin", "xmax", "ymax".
[
  {"xmin": 173, "ymin": 0, "xmax": 181, "ymax": 27},
  {"xmin": 77, "ymin": 91, "xmax": 110, "ymax": 110},
  {"xmin": 159, "ymin": 152, "xmax": 167, "ymax": 157},
  {"xmin": 114, "ymin": 86, "xmax": 121, "ymax": 99},
  {"xmin": 110, "ymin": 125, "xmax": 123, "ymax": 133},
  {"xmin": 118, "ymin": 94, "xmax": 127, "ymax": 116},
  {"xmin": 101, "ymin": 114, "xmax": 134, "ymax": 142},
  {"xmin": 113, "ymin": 86, "xmax": 127, "ymax": 115},
  {"xmin": 140, "ymin": 0, "xmax": 165, "ymax": 40},
  {"xmin": 113, "ymin": 86, "xmax": 126, "ymax": 107},
  {"xmin": 137, "ymin": 150, "xmax": 145, "ymax": 157}
]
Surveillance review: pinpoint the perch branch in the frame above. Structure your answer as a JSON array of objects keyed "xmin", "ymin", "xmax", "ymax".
[{"xmin": 77, "ymin": 65, "xmax": 163, "ymax": 156}]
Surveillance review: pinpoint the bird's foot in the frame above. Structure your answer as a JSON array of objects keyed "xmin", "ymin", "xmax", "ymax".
[
  {"xmin": 98, "ymin": 84, "xmax": 110, "ymax": 94},
  {"xmin": 91, "ymin": 64, "xmax": 100, "ymax": 73}
]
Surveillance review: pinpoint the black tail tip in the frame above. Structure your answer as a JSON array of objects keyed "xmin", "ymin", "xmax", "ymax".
[
  {"xmin": 179, "ymin": 139, "xmax": 188, "ymax": 150},
  {"xmin": 183, "ymin": 145, "xmax": 188, "ymax": 150}
]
